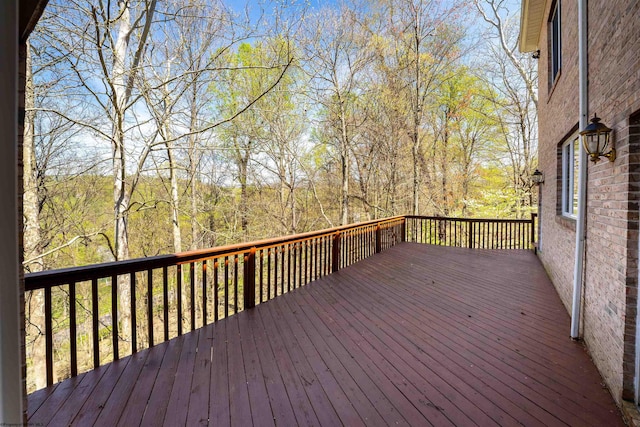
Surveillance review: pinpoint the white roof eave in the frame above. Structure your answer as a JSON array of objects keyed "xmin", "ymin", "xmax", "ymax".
[{"xmin": 519, "ymin": 0, "xmax": 547, "ymax": 52}]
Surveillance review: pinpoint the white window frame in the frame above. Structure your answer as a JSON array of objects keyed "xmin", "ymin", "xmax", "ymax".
[
  {"xmin": 550, "ymin": 0, "xmax": 562, "ymax": 83},
  {"xmin": 561, "ymin": 135, "xmax": 579, "ymax": 218}
]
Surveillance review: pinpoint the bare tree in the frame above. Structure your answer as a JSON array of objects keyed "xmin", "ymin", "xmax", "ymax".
[
  {"xmin": 22, "ymin": 39, "xmax": 47, "ymax": 391},
  {"xmin": 474, "ymin": 0, "xmax": 538, "ymax": 216},
  {"xmin": 303, "ymin": 5, "xmax": 373, "ymax": 225},
  {"xmin": 376, "ymin": 0, "xmax": 468, "ymax": 215},
  {"xmin": 474, "ymin": 0, "xmax": 538, "ymax": 109}
]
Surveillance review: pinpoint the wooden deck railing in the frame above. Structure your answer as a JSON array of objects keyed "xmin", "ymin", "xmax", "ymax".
[
  {"xmin": 24, "ymin": 216, "xmax": 405, "ymax": 388},
  {"xmin": 24, "ymin": 214, "xmax": 536, "ymax": 390},
  {"xmin": 406, "ymin": 214, "xmax": 537, "ymax": 249}
]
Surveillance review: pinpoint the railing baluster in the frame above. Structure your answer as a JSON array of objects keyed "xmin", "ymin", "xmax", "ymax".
[
  {"xmin": 111, "ymin": 275, "xmax": 119, "ymax": 361},
  {"xmin": 343, "ymin": 232, "xmax": 347, "ymax": 267},
  {"xmin": 92, "ymin": 278, "xmax": 99, "ymax": 369},
  {"xmin": 281, "ymin": 245, "xmax": 286, "ymax": 295},
  {"xmin": 274, "ymin": 248, "xmax": 279, "ymax": 297},
  {"xmin": 425, "ymin": 218, "xmax": 429, "ymax": 243},
  {"xmin": 177, "ymin": 265, "xmax": 182, "ymax": 336},
  {"xmin": 303, "ymin": 241, "xmax": 307, "ymax": 286},
  {"xmin": 267, "ymin": 249, "xmax": 272, "ymax": 300},
  {"xmin": 486, "ymin": 222, "xmax": 490, "ymax": 248},
  {"xmin": 163, "ymin": 266, "xmax": 169, "ymax": 342},
  {"xmin": 322, "ymin": 236, "xmax": 326, "ymax": 276},
  {"xmin": 69, "ymin": 281, "xmax": 77, "ymax": 377},
  {"xmin": 292, "ymin": 242, "xmax": 297, "ymax": 290},
  {"xmin": 234, "ymin": 253, "xmax": 239, "ymax": 313},
  {"xmin": 190, "ymin": 262, "xmax": 196, "ymax": 331},
  {"xmin": 131, "ymin": 272, "xmax": 137, "ymax": 354},
  {"xmin": 147, "ymin": 269, "xmax": 153, "ymax": 348},
  {"xmin": 296, "ymin": 242, "xmax": 301, "ymax": 288},
  {"xmin": 202, "ymin": 260, "xmax": 207, "ymax": 326},
  {"xmin": 259, "ymin": 250, "xmax": 264, "ymax": 303},
  {"xmin": 224, "ymin": 256, "xmax": 229, "ymax": 318},
  {"xmin": 321, "ymin": 237, "xmax": 325, "ymax": 276},
  {"xmin": 350, "ymin": 231, "xmax": 354, "ymax": 264},
  {"xmin": 45, "ymin": 286, "xmax": 53, "ymax": 386},
  {"xmin": 214, "ymin": 259, "xmax": 219, "ymax": 321},
  {"xmin": 313, "ymin": 238, "xmax": 318, "ymax": 279},
  {"xmin": 299, "ymin": 242, "xmax": 304, "ymax": 287},
  {"xmin": 493, "ymin": 222, "xmax": 497, "ymax": 248},
  {"xmin": 287, "ymin": 245, "xmax": 291, "ymax": 292}
]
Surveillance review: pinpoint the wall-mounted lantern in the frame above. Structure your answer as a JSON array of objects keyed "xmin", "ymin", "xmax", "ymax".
[
  {"xmin": 531, "ymin": 169, "xmax": 544, "ymax": 185},
  {"xmin": 580, "ymin": 114, "xmax": 615, "ymax": 163}
]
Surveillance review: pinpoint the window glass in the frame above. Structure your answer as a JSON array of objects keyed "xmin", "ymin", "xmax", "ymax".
[
  {"xmin": 561, "ymin": 136, "xmax": 579, "ymax": 218},
  {"xmin": 550, "ymin": 1, "xmax": 562, "ymax": 82}
]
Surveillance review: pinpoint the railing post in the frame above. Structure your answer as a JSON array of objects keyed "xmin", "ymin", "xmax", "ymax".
[
  {"xmin": 531, "ymin": 213, "xmax": 537, "ymax": 251},
  {"xmin": 332, "ymin": 231, "xmax": 341, "ymax": 272},
  {"xmin": 244, "ymin": 247, "xmax": 256, "ymax": 309},
  {"xmin": 468, "ymin": 221, "xmax": 474, "ymax": 248},
  {"xmin": 401, "ymin": 218, "xmax": 406, "ymax": 242},
  {"xmin": 375, "ymin": 225, "xmax": 382, "ymax": 253}
]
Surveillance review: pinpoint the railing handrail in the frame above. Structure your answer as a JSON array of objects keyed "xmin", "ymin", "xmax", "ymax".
[
  {"xmin": 405, "ymin": 215, "xmax": 535, "ymax": 224},
  {"xmin": 25, "ymin": 215, "xmax": 406, "ymax": 290}
]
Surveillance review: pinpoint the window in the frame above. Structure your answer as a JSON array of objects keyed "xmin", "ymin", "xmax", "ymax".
[
  {"xmin": 561, "ymin": 136, "xmax": 579, "ymax": 217},
  {"xmin": 550, "ymin": 1, "xmax": 562, "ymax": 83}
]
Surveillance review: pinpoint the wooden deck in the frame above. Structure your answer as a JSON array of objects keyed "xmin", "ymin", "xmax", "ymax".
[{"xmin": 27, "ymin": 243, "xmax": 625, "ymax": 426}]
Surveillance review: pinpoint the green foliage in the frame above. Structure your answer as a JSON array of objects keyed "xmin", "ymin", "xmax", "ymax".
[{"xmin": 28, "ymin": 0, "xmax": 536, "ymax": 272}]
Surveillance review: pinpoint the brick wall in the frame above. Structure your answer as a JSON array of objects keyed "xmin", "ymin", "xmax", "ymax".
[
  {"xmin": 537, "ymin": 0, "xmax": 579, "ymax": 312},
  {"xmin": 536, "ymin": 0, "xmax": 640, "ymax": 404}
]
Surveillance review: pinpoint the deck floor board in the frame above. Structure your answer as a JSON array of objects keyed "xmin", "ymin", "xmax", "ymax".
[
  {"xmin": 139, "ymin": 335, "xmax": 184, "ymax": 427},
  {"xmin": 331, "ymin": 261, "xmax": 591, "ymax": 425},
  {"xmin": 27, "ymin": 243, "xmax": 626, "ymax": 426}
]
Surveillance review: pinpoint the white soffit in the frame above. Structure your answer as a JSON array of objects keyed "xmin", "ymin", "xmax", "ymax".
[{"xmin": 519, "ymin": 0, "xmax": 547, "ymax": 52}]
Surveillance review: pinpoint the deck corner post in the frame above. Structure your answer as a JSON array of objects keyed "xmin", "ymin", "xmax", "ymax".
[
  {"xmin": 375, "ymin": 225, "xmax": 382, "ymax": 254},
  {"xmin": 530, "ymin": 213, "xmax": 536, "ymax": 250},
  {"xmin": 401, "ymin": 218, "xmax": 406, "ymax": 243},
  {"xmin": 244, "ymin": 247, "xmax": 257, "ymax": 309},
  {"xmin": 332, "ymin": 232, "xmax": 341, "ymax": 272}
]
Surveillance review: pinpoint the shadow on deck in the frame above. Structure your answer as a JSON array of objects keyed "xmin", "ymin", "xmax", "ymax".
[{"xmin": 27, "ymin": 243, "xmax": 625, "ymax": 426}]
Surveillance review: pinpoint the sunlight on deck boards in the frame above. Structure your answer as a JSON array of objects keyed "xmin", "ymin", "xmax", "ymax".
[{"xmin": 28, "ymin": 243, "xmax": 625, "ymax": 426}]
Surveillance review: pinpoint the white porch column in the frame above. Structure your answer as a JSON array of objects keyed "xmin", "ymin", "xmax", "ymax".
[{"xmin": 0, "ymin": 0, "xmax": 24, "ymax": 423}]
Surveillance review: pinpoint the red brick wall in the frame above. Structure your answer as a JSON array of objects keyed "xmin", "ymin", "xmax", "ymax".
[{"xmin": 536, "ymin": 0, "xmax": 640, "ymax": 404}]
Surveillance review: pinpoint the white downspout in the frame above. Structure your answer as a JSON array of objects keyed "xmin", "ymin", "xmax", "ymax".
[{"xmin": 571, "ymin": 0, "xmax": 588, "ymax": 339}]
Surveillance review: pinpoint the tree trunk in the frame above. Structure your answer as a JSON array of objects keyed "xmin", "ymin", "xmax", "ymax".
[
  {"xmin": 339, "ymin": 99, "xmax": 349, "ymax": 226},
  {"xmin": 411, "ymin": 9, "xmax": 422, "ymax": 216},
  {"xmin": 23, "ymin": 39, "xmax": 47, "ymax": 390},
  {"xmin": 23, "ymin": 40, "xmax": 41, "ymax": 271},
  {"xmin": 166, "ymin": 135, "xmax": 182, "ymax": 253},
  {"xmin": 236, "ymin": 138, "xmax": 251, "ymax": 237},
  {"xmin": 441, "ymin": 114, "xmax": 450, "ymax": 216},
  {"xmin": 189, "ymin": 82, "xmax": 200, "ymax": 251},
  {"xmin": 411, "ymin": 134, "xmax": 420, "ymax": 215},
  {"xmin": 112, "ymin": 1, "xmax": 132, "ymax": 351}
]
